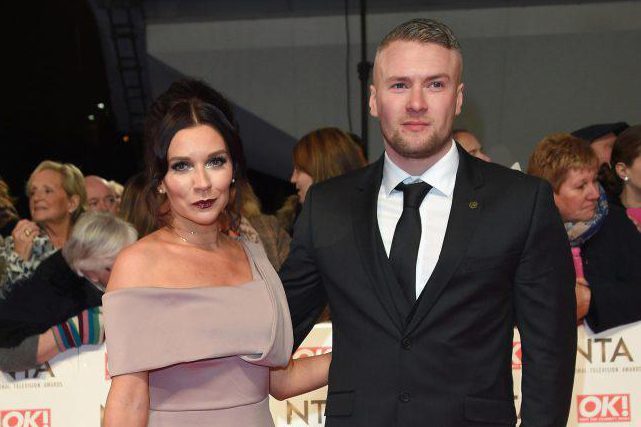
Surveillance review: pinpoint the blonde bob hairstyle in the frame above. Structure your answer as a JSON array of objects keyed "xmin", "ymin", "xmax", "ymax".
[
  {"xmin": 26, "ymin": 160, "xmax": 88, "ymax": 223},
  {"xmin": 293, "ymin": 127, "xmax": 366, "ymax": 183},
  {"xmin": 62, "ymin": 212, "xmax": 137, "ymax": 274},
  {"xmin": 527, "ymin": 133, "xmax": 599, "ymax": 192}
]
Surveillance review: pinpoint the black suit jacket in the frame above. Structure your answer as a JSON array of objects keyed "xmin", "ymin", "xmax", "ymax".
[
  {"xmin": 280, "ymin": 146, "xmax": 577, "ymax": 427},
  {"xmin": 583, "ymin": 204, "xmax": 641, "ymax": 332}
]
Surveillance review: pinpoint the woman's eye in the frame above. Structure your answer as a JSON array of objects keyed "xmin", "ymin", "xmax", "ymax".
[
  {"xmin": 170, "ymin": 161, "xmax": 190, "ymax": 172},
  {"xmin": 206, "ymin": 156, "xmax": 228, "ymax": 168}
]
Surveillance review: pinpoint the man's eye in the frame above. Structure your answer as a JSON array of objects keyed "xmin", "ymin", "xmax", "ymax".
[
  {"xmin": 429, "ymin": 81, "xmax": 445, "ymax": 89},
  {"xmin": 391, "ymin": 83, "xmax": 407, "ymax": 89},
  {"xmin": 206, "ymin": 156, "xmax": 228, "ymax": 168},
  {"xmin": 170, "ymin": 161, "xmax": 190, "ymax": 172}
]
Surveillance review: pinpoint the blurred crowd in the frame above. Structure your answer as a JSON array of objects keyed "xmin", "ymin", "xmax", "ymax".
[{"xmin": 1, "ymin": 109, "xmax": 640, "ymax": 371}]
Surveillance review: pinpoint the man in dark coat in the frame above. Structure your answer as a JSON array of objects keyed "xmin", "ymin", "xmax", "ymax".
[{"xmin": 280, "ymin": 18, "xmax": 577, "ymax": 427}]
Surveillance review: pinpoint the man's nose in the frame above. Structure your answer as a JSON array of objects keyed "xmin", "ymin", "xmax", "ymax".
[{"xmin": 407, "ymin": 87, "xmax": 427, "ymax": 112}]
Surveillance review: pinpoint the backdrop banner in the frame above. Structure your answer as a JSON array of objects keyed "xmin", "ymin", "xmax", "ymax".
[{"xmin": 2, "ymin": 321, "xmax": 640, "ymax": 426}]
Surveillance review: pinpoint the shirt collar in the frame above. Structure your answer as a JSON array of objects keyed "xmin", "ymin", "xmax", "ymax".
[{"xmin": 382, "ymin": 139, "xmax": 459, "ymax": 198}]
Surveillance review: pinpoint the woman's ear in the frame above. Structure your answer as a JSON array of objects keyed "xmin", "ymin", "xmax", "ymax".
[
  {"xmin": 615, "ymin": 162, "xmax": 628, "ymax": 181},
  {"xmin": 68, "ymin": 194, "xmax": 81, "ymax": 213}
]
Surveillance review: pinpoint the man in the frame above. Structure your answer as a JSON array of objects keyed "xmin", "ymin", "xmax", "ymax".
[
  {"xmin": 280, "ymin": 18, "xmax": 576, "ymax": 426},
  {"xmin": 453, "ymin": 128, "xmax": 491, "ymax": 161},
  {"xmin": 571, "ymin": 122, "xmax": 629, "ymax": 166},
  {"xmin": 85, "ymin": 175, "xmax": 117, "ymax": 214}
]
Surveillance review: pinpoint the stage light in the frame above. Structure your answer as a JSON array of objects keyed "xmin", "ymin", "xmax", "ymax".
[
  {"xmin": 88, "ymin": 114, "xmax": 95, "ymax": 121},
  {"xmin": 97, "ymin": 102, "xmax": 105, "ymax": 109}
]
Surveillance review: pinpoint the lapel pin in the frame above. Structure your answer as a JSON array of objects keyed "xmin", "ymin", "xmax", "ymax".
[{"xmin": 468, "ymin": 201, "xmax": 479, "ymax": 209}]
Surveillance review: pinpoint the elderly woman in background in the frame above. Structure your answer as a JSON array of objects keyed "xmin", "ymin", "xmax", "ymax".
[
  {"xmin": 528, "ymin": 133, "xmax": 641, "ymax": 333},
  {"xmin": 1, "ymin": 161, "xmax": 86, "ymax": 286},
  {"xmin": 279, "ymin": 127, "xmax": 366, "ymax": 232},
  {"xmin": 0, "ymin": 212, "xmax": 137, "ymax": 372}
]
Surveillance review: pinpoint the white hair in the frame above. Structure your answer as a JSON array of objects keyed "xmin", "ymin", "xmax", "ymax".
[{"xmin": 62, "ymin": 212, "xmax": 137, "ymax": 272}]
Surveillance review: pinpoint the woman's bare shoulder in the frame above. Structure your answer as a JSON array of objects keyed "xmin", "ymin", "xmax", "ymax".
[{"xmin": 105, "ymin": 231, "xmax": 169, "ymax": 292}]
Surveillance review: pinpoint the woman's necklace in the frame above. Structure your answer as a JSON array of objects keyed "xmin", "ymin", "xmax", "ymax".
[
  {"xmin": 166, "ymin": 224, "xmax": 219, "ymax": 247},
  {"xmin": 166, "ymin": 224, "xmax": 195, "ymax": 243}
]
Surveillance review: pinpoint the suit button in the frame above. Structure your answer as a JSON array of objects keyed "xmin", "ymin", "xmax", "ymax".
[
  {"xmin": 401, "ymin": 338, "xmax": 411, "ymax": 349},
  {"xmin": 399, "ymin": 392, "xmax": 411, "ymax": 403}
]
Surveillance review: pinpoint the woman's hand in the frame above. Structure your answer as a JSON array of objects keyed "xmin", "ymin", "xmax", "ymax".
[
  {"xmin": 576, "ymin": 278, "xmax": 591, "ymax": 324},
  {"xmin": 270, "ymin": 352, "xmax": 332, "ymax": 400},
  {"xmin": 11, "ymin": 219, "xmax": 40, "ymax": 261}
]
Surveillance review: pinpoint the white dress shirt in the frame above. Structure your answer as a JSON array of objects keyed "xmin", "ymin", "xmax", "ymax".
[{"xmin": 376, "ymin": 141, "xmax": 459, "ymax": 299}]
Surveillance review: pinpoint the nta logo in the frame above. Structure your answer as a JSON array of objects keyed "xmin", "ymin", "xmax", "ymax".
[
  {"xmin": 0, "ymin": 409, "xmax": 51, "ymax": 427},
  {"xmin": 577, "ymin": 394, "xmax": 631, "ymax": 423}
]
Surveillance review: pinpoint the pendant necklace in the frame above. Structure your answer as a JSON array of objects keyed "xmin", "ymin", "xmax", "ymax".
[{"xmin": 166, "ymin": 224, "xmax": 194, "ymax": 243}]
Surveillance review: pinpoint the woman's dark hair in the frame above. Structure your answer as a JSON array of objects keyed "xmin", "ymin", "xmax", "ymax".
[
  {"xmin": 143, "ymin": 79, "xmax": 246, "ymax": 231},
  {"xmin": 603, "ymin": 125, "xmax": 641, "ymax": 197},
  {"xmin": 0, "ymin": 178, "xmax": 19, "ymax": 232},
  {"xmin": 119, "ymin": 172, "xmax": 156, "ymax": 237}
]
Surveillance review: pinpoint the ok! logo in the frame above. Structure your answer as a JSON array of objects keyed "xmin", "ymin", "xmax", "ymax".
[
  {"xmin": 0, "ymin": 409, "xmax": 51, "ymax": 427},
  {"xmin": 293, "ymin": 347, "xmax": 332, "ymax": 359},
  {"xmin": 577, "ymin": 394, "xmax": 631, "ymax": 423},
  {"xmin": 512, "ymin": 341, "xmax": 522, "ymax": 369}
]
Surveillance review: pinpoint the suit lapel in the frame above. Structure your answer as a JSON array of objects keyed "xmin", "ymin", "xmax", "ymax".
[
  {"xmin": 406, "ymin": 146, "xmax": 484, "ymax": 334},
  {"xmin": 352, "ymin": 157, "xmax": 407, "ymax": 333}
]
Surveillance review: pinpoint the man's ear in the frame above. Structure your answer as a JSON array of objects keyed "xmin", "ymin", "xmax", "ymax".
[
  {"xmin": 369, "ymin": 85, "xmax": 378, "ymax": 118},
  {"xmin": 455, "ymin": 83, "xmax": 464, "ymax": 116}
]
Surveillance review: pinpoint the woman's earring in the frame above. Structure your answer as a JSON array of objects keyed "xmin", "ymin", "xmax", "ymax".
[
  {"xmin": 158, "ymin": 187, "xmax": 165, "ymax": 194},
  {"xmin": 624, "ymin": 176, "xmax": 630, "ymax": 182},
  {"xmin": 231, "ymin": 178, "xmax": 236, "ymax": 184}
]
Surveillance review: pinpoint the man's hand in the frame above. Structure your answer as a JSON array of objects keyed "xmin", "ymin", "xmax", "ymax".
[{"xmin": 576, "ymin": 278, "xmax": 591, "ymax": 323}]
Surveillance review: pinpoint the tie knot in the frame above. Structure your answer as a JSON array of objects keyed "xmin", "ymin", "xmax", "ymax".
[{"xmin": 396, "ymin": 181, "xmax": 431, "ymax": 208}]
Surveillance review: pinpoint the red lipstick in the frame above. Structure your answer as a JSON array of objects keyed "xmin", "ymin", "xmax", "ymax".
[{"xmin": 193, "ymin": 199, "xmax": 215, "ymax": 209}]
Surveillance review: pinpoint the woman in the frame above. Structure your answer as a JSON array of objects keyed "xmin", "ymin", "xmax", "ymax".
[
  {"xmin": 604, "ymin": 125, "xmax": 641, "ymax": 222},
  {"xmin": 0, "ymin": 178, "xmax": 19, "ymax": 238},
  {"xmin": 119, "ymin": 172, "xmax": 157, "ymax": 238},
  {"xmin": 280, "ymin": 127, "xmax": 366, "ymax": 233},
  {"xmin": 1, "ymin": 161, "xmax": 86, "ymax": 286},
  {"xmin": 289, "ymin": 127, "xmax": 366, "ymax": 204},
  {"xmin": 236, "ymin": 178, "xmax": 291, "ymax": 270},
  {"xmin": 528, "ymin": 133, "xmax": 641, "ymax": 332},
  {"xmin": 103, "ymin": 79, "xmax": 329, "ymax": 426},
  {"xmin": 0, "ymin": 212, "xmax": 137, "ymax": 371}
]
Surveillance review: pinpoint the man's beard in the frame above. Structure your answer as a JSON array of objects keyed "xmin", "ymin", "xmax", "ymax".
[{"xmin": 383, "ymin": 125, "xmax": 451, "ymax": 159}]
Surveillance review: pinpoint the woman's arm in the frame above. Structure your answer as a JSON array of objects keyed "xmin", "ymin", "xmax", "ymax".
[
  {"xmin": 104, "ymin": 372, "xmax": 149, "ymax": 427},
  {"xmin": 35, "ymin": 330, "xmax": 60, "ymax": 364},
  {"xmin": 269, "ymin": 352, "xmax": 331, "ymax": 400}
]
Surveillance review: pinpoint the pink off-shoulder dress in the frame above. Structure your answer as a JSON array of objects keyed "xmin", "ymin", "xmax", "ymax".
[{"xmin": 103, "ymin": 241, "xmax": 293, "ymax": 426}]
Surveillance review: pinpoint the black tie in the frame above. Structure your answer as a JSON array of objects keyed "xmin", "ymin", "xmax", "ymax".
[{"xmin": 389, "ymin": 181, "xmax": 432, "ymax": 303}]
